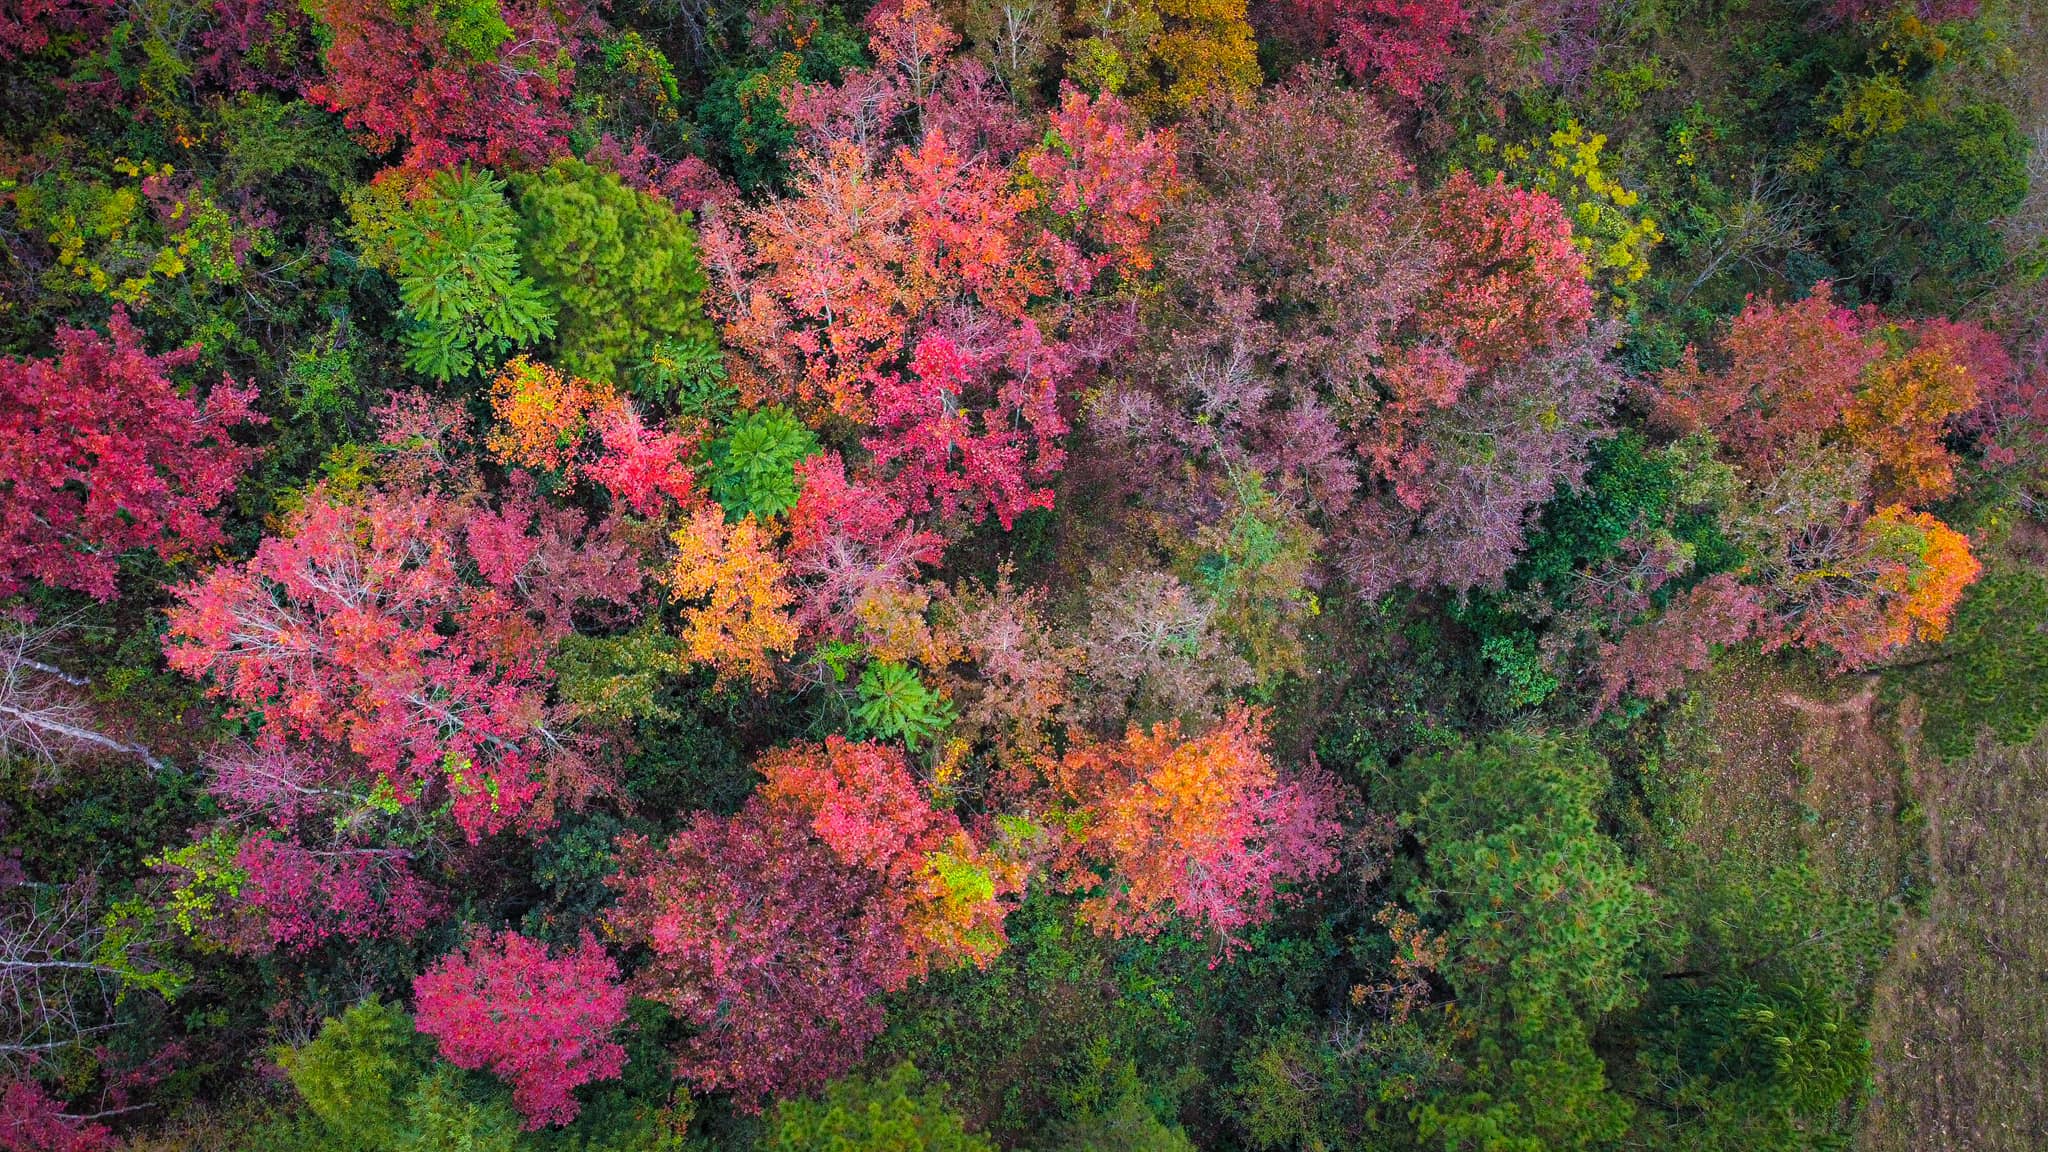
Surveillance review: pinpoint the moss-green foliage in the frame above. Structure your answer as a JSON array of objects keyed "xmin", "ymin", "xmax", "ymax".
[
  {"xmin": 553, "ymin": 625, "xmax": 687, "ymax": 727},
  {"xmin": 622, "ymin": 680, "xmax": 754, "ymax": 819},
  {"xmin": 1631, "ymin": 975, "xmax": 1869, "ymax": 1151},
  {"xmin": 1394, "ymin": 733, "xmax": 1655, "ymax": 1151},
  {"xmin": 512, "ymin": 158, "xmax": 714, "ymax": 384},
  {"xmin": 355, "ymin": 166, "xmax": 557, "ymax": 382},
  {"xmin": 633, "ymin": 334, "xmax": 732, "ymax": 413},
  {"xmin": 1049, "ymin": 1071, "xmax": 1195, "ymax": 1152},
  {"xmin": 870, "ymin": 894, "xmax": 1198, "ymax": 1146},
  {"xmin": 1908, "ymin": 568, "xmax": 2048, "ymax": 759},
  {"xmin": 705, "ymin": 406, "xmax": 822, "ymax": 520},
  {"xmin": 276, "ymin": 1001, "xmax": 424, "ymax": 1144},
  {"xmin": 761, "ymin": 1064, "xmax": 995, "ymax": 1152},
  {"xmin": 251, "ymin": 996, "xmax": 691, "ymax": 1152}
]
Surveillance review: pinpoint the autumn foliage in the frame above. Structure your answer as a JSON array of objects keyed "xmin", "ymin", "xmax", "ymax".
[
  {"xmin": 413, "ymin": 929, "xmax": 628, "ymax": 1128},
  {"xmin": 0, "ymin": 310, "xmax": 259, "ymax": 601},
  {"xmin": 1046, "ymin": 705, "xmax": 1344, "ymax": 952},
  {"xmin": 606, "ymin": 737, "xmax": 1011, "ymax": 1107},
  {"xmin": 305, "ymin": 0, "xmax": 597, "ymax": 170},
  {"xmin": 8, "ymin": 0, "xmax": 2045, "ymax": 1139},
  {"xmin": 1643, "ymin": 284, "xmax": 1992, "ymax": 671},
  {"xmin": 165, "ymin": 406, "xmax": 641, "ymax": 839}
]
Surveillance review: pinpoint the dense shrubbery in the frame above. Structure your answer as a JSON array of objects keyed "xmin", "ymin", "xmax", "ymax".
[{"xmin": 1, "ymin": 0, "xmax": 2043, "ymax": 1147}]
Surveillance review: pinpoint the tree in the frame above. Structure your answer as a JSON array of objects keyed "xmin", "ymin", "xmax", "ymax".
[
  {"xmin": 1065, "ymin": 0, "xmax": 1261, "ymax": 113},
  {"xmin": 761, "ymin": 1063, "xmax": 996, "ymax": 1152},
  {"xmin": 1417, "ymin": 171, "xmax": 1594, "ymax": 372},
  {"xmin": 1077, "ymin": 569, "xmax": 1250, "ymax": 730},
  {"xmin": 1654, "ymin": 284, "xmax": 1878, "ymax": 472},
  {"xmin": 1395, "ymin": 732, "xmax": 1651, "ymax": 1151},
  {"xmin": 512, "ymin": 159, "xmax": 716, "ymax": 384},
  {"xmin": 605, "ymin": 798, "xmax": 909, "ymax": 1109},
  {"xmin": 1022, "ymin": 86, "xmax": 1178, "ymax": 296},
  {"xmin": 785, "ymin": 452, "xmax": 944, "ymax": 642},
  {"xmin": 0, "ymin": 0, "xmax": 113, "ymax": 60},
  {"xmin": 0, "ymin": 1077, "xmax": 115, "ymax": 1152},
  {"xmin": 1769, "ymin": 504, "xmax": 1981, "ymax": 670},
  {"xmin": 412, "ymin": 929, "xmax": 628, "ymax": 1128},
  {"xmin": 351, "ymin": 167, "xmax": 557, "ymax": 381},
  {"xmin": 757, "ymin": 737, "xmax": 1009, "ymax": 970},
  {"xmin": 1843, "ymin": 335, "xmax": 1980, "ymax": 505},
  {"xmin": 487, "ymin": 357, "xmax": 699, "ymax": 513},
  {"xmin": 666, "ymin": 507, "xmax": 800, "ymax": 688},
  {"xmin": 0, "ymin": 619, "xmax": 167, "ymax": 773},
  {"xmin": 276, "ymin": 1001, "xmax": 422, "ymax": 1147},
  {"xmin": 305, "ymin": 0, "xmax": 596, "ymax": 171},
  {"xmin": 1123, "ymin": 67, "xmax": 1614, "ymax": 601},
  {"xmin": 1047, "ymin": 705, "xmax": 1344, "ymax": 952},
  {"xmin": 607, "ymin": 735, "xmax": 1013, "ymax": 1108},
  {"xmin": 220, "ymin": 834, "xmax": 437, "ymax": 953},
  {"xmin": 1302, "ymin": 0, "xmax": 1468, "ymax": 102},
  {"xmin": 0, "ymin": 878, "xmax": 184, "ymax": 1065},
  {"xmin": 704, "ymin": 406, "xmax": 820, "ymax": 520},
  {"xmin": 1647, "ymin": 288, "xmax": 1990, "ymax": 671},
  {"xmin": 929, "ymin": 565, "xmax": 1080, "ymax": 761},
  {"xmin": 702, "ymin": 45, "xmax": 1175, "ymax": 537},
  {"xmin": 0, "ymin": 309, "xmax": 258, "ymax": 601},
  {"xmin": 165, "ymin": 475, "xmax": 639, "ymax": 839}
]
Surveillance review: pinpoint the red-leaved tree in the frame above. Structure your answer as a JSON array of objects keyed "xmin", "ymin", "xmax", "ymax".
[
  {"xmin": 0, "ymin": 310, "xmax": 259, "ymax": 601},
  {"xmin": 1046, "ymin": 705, "xmax": 1345, "ymax": 954},
  {"xmin": 1098, "ymin": 68, "xmax": 1614, "ymax": 601},
  {"xmin": 1272, "ymin": 0, "xmax": 1469, "ymax": 101},
  {"xmin": 304, "ymin": 0, "xmax": 597, "ymax": 170},
  {"xmin": 606, "ymin": 797, "xmax": 907, "ymax": 1109},
  {"xmin": 0, "ymin": 1077, "xmax": 114, "ymax": 1152},
  {"xmin": 165, "ymin": 468, "xmax": 639, "ymax": 839},
  {"xmin": 701, "ymin": 25, "xmax": 1175, "ymax": 537},
  {"xmin": 607, "ymin": 737, "xmax": 1011, "ymax": 1108},
  {"xmin": 413, "ymin": 929, "xmax": 628, "ymax": 1129}
]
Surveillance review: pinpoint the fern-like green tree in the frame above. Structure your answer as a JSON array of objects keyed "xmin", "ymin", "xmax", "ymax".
[
  {"xmin": 705, "ymin": 405, "xmax": 821, "ymax": 519},
  {"xmin": 376, "ymin": 167, "xmax": 557, "ymax": 381},
  {"xmin": 853, "ymin": 661, "xmax": 955, "ymax": 751}
]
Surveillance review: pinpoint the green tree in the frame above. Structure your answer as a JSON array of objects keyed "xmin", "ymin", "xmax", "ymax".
[
  {"xmin": 276, "ymin": 1001, "xmax": 425, "ymax": 1148},
  {"xmin": 1395, "ymin": 733, "xmax": 1655, "ymax": 1151},
  {"xmin": 853, "ymin": 661, "xmax": 956, "ymax": 752},
  {"xmin": 512, "ymin": 158, "xmax": 715, "ymax": 384},
  {"xmin": 761, "ymin": 1063, "xmax": 995, "ymax": 1152},
  {"xmin": 357, "ymin": 167, "xmax": 557, "ymax": 382},
  {"xmin": 705, "ymin": 406, "xmax": 821, "ymax": 520}
]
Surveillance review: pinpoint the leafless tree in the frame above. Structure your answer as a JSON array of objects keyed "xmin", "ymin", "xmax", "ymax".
[
  {"xmin": 0, "ymin": 619, "xmax": 168, "ymax": 777},
  {"xmin": 0, "ymin": 878, "xmax": 180, "ymax": 1069}
]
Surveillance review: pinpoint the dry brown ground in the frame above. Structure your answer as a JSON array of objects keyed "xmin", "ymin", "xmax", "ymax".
[{"xmin": 1859, "ymin": 729, "xmax": 2048, "ymax": 1151}]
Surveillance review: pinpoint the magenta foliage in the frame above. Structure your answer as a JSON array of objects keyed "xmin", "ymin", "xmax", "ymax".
[
  {"xmin": 786, "ymin": 452, "xmax": 944, "ymax": 641},
  {"xmin": 234, "ymin": 836, "xmax": 435, "ymax": 953},
  {"xmin": 165, "ymin": 483, "xmax": 638, "ymax": 840},
  {"xmin": 306, "ymin": 0, "xmax": 599, "ymax": 171},
  {"xmin": 606, "ymin": 798, "xmax": 909, "ymax": 1110},
  {"xmin": 0, "ymin": 309, "xmax": 260, "ymax": 601},
  {"xmin": 0, "ymin": 1078, "xmax": 114, "ymax": 1152},
  {"xmin": 413, "ymin": 929, "xmax": 628, "ymax": 1128}
]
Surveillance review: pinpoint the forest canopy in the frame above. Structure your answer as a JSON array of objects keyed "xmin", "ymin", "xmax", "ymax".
[{"xmin": 1, "ymin": 0, "xmax": 2045, "ymax": 1148}]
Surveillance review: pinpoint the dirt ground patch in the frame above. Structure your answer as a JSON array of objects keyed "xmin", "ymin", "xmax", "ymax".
[
  {"xmin": 1666, "ymin": 659, "xmax": 1911, "ymax": 909},
  {"xmin": 1859, "ymin": 729, "xmax": 2048, "ymax": 1151}
]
